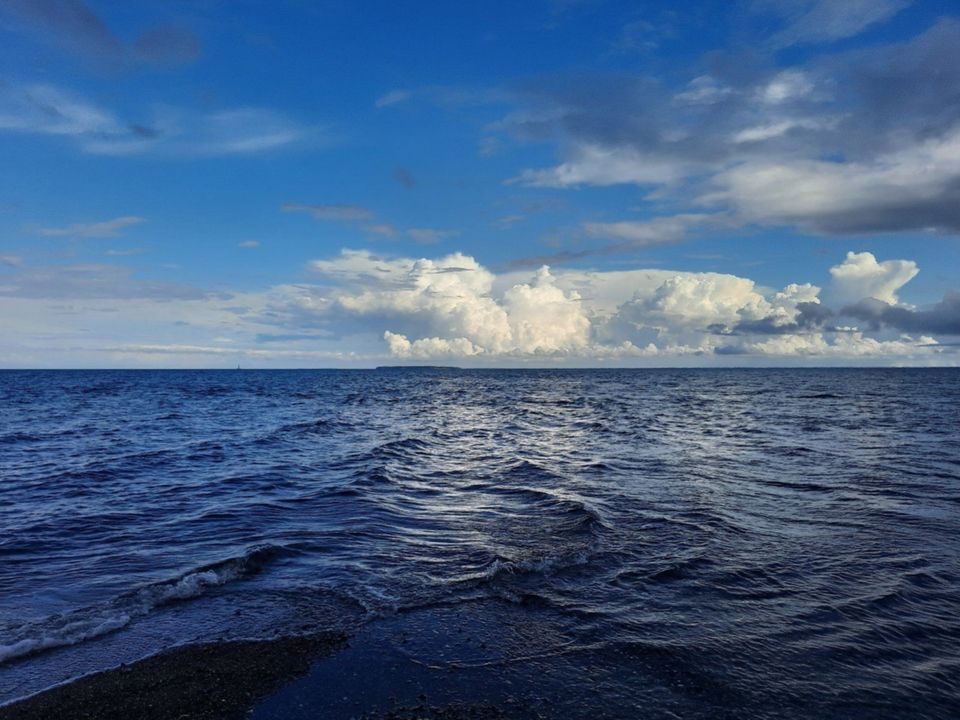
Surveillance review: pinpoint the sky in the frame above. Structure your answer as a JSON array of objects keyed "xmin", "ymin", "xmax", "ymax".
[{"xmin": 1, "ymin": 0, "xmax": 959, "ymax": 368}]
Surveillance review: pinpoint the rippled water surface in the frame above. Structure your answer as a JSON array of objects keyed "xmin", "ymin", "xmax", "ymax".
[{"xmin": 1, "ymin": 369, "xmax": 959, "ymax": 716}]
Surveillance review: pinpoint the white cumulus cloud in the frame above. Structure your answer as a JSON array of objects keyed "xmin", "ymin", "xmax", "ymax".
[{"xmin": 828, "ymin": 251, "xmax": 918, "ymax": 306}]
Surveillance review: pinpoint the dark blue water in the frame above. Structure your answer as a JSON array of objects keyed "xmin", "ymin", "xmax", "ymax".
[{"xmin": 1, "ymin": 369, "xmax": 959, "ymax": 717}]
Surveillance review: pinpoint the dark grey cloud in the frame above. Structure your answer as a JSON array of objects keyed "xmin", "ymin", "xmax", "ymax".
[
  {"xmin": 393, "ymin": 167, "xmax": 416, "ymax": 188},
  {"xmin": 722, "ymin": 301, "xmax": 835, "ymax": 335},
  {"xmin": 843, "ymin": 293, "xmax": 960, "ymax": 335},
  {"xmin": 2, "ymin": 0, "xmax": 201, "ymax": 67},
  {"xmin": 3, "ymin": 0, "xmax": 120, "ymax": 57},
  {"xmin": 500, "ymin": 17, "xmax": 960, "ymax": 237},
  {"xmin": 825, "ymin": 19, "xmax": 960, "ymax": 157}
]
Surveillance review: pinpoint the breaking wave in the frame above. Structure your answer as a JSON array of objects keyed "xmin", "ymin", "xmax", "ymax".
[{"xmin": 0, "ymin": 545, "xmax": 285, "ymax": 664}]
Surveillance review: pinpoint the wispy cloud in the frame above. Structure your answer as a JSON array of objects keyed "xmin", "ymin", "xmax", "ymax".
[
  {"xmin": 504, "ymin": 215, "xmax": 713, "ymax": 269},
  {"xmin": 284, "ymin": 205, "xmax": 457, "ymax": 245},
  {"xmin": 364, "ymin": 224, "xmax": 399, "ymax": 238},
  {"xmin": 0, "ymin": 263, "xmax": 203, "ymax": 299},
  {"xmin": 758, "ymin": 0, "xmax": 911, "ymax": 47},
  {"xmin": 495, "ymin": 214, "xmax": 526, "ymax": 229},
  {"xmin": 406, "ymin": 228, "xmax": 460, "ymax": 244},
  {"xmin": 104, "ymin": 247, "xmax": 146, "ymax": 257},
  {"xmin": 35, "ymin": 216, "xmax": 145, "ymax": 238},
  {"xmin": 238, "ymin": 240, "xmax": 260, "ymax": 249},
  {"xmin": 502, "ymin": 244, "xmax": 630, "ymax": 270},
  {"xmin": 281, "ymin": 203, "xmax": 374, "ymax": 221},
  {"xmin": 583, "ymin": 214, "xmax": 712, "ymax": 246},
  {"xmin": 375, "ymin": 89, "xmax": 412, "ymax": 108},
  {"xmin": 0, "ymin": 83, "xmax": 313, "ymax": 156}
]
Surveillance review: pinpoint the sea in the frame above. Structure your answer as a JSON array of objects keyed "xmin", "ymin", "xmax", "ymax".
[{"xmin": 1, "ymin": 368, "xmax": 958, "ymax": 718}]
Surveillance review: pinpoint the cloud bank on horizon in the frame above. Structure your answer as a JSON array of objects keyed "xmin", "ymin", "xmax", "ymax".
[{"xmin": 0, "ymin": 0, "xmax": 958, "ymax": 367}]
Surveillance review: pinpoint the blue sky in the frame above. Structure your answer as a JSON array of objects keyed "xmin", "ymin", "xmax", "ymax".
[{"xmin": 1, "ymin": 0, "xmax": 959, "ymax": 367}]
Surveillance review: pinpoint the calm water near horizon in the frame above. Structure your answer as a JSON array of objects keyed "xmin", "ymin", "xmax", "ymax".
[{"xmin": 1, "ymin": 369, "xmax": 958, "ymax": 717}]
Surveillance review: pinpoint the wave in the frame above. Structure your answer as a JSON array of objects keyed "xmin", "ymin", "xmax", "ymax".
[
  {"xmin": 0, "ymin": 545, "xmax": 285, "ymax": 665},
  {"xmin": 478, "ymin": 551, "xmax": 594, "ymax": 582}
]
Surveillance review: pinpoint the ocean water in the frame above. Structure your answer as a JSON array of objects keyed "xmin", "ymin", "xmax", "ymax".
[{"xmin": 1, "ymin": 368, "xmax": 958, "ymax": 717}]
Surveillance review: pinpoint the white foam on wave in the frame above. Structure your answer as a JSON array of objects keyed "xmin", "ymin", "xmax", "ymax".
[
  {"xmin": 0, "ymin": 548, "xmax": 272, "ymax": 665},
  {"xmin": 0, "ymin": 614, "xmax": 132, "ymax": 664},
  {"xmin": 478, "ymin": 548, "xmax": 594, "ymax": 581}
]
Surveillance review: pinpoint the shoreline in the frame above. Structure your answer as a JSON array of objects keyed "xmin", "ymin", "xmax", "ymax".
[
  {"xmin": 0, "ymin": 632, "xmax": 346, "ymax": 720},
  {"xmin": 0, "ymin": 597, "xmax": 949, "ymax": 719},
  {"xmin": 0, "ymin": 600, "xmax": 571, "ymax": 720}
]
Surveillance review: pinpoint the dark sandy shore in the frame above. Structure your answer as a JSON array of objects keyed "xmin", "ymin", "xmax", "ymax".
[
  {"xmin": 0, "ymin": 599, "xmax": 773, "ymax": 720},
  {"xmin": 0, "ymin": 633, "xmax": 346, "ymax": 720},
  {"xmin": 0, "ymin": 617, "xmax": 520, "ymax": 720}
]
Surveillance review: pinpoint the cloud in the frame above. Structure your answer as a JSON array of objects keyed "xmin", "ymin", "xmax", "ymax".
[
  {"xmin": 710, "ymin": 128, "xmax": 960, "ymax": 234},
  {"xmin": 758, "ymin": 70, "xmax": 815, "ymax": 104},
  {"xmin": 179, "ymin": 109, "xmax": 306, "ymax": 155},
  {"xmin": 285, "ymin": 248, "xmax": 954, "ymax": 363},
  {"xmin": 3, "ymin": 0, "xmax": 121, "ymax": 57},
  {"xmin": 0, "ymin": 83, "xmax": 125, "ymax": 138},
  {"xmin": 1, "ymin": 249, "xmax": 954, "ymax": 367},
  {"xmin": 384, "ymin": 332, "xmax": 483, "ymax": 359},
  {"xmin": 760, "ymin": 0, "xmax": 911, "ymax": 48},
  {"xmin": 495, "ymin": 214, "xmax": 525, "ymax": 229},
  {"xmin": 730, "ymin": 299, "xmax": 834, "ymax": 335},
  {"xmin": 514, "ymin": 144, "xmax": 694, "ymax": 188},
  {"xmin": 2, "ymin": 0, "xmax": 201, "ymax": 67},
  {"xmin": 103, "ymin": 344, "xmax": 364, "ymax": 363},
  {"xmin": 0, "ymin": 83, "xmax": 311, "ymax": 156},
  {"xmin": 502, "ymin": 245, "xmax": 628, "ymax": 270},
  {"xmin": 0, "ymin": 263, "xmax": 204, "ymax": 300},
  {"xmin": 375, "ymin": 90, "xmax": 413, "ymax": 108},
  {"xmin": 503, "ymin": 214, "xmax": 713, "ymax": 269},
  {"xmin": 394, "ymin": 167, "xmax": 416, "ymax": 188},
  {"xmin": 364, "ymin": 224, "xmax": 399, "ymax": 238},
  {"xmin": 498, "ymin": 19, "xmax": 960, "ymax": 240},
  {"xmin": 35, "ymin": 216, "xmax": 145, "ymax": 238},
  {"xmin": 305, "ymin": 250, "xmax": 588, "ymax": 355},
  {"xmin": 281, "ymin": 203, "xmax": 374, "ymax": 221},
  {"xmin": 282, "ymin": 204, "xmax": 456, "ymax": 244},
  {"xmin": 613, "ymin": 273, "xmax": 782, "ymax": 337},
  {"xmin": 313, "ymin": 253, "xmax": 590, "ymax": 357},
  {"xmin": 843, "ymin": 293, "xmax": 960, "ymax": 336},
  {"xmin": 718, "ymin": 331, "xmax": 937, "ymax": 359},
  {"xmin": 238, "ymin": 240, "xmax": 260, "ymax": 249},
  {"xmin": 405, "ymin": 228, "xmax": 460, "ymax": 244},
  {"xmin": 828, "ymin": 251, "xmax": 918, "ymax": 305},
  {"xmin": 583, "ymin": 214, "xmax": 711, "ymax": 246},
  {"xmin": 501, "ymin": 266, "xmax": 591, "ymax": 353},
  {"xmin": 104, "ymin": 247, "xmax": 146, "ymax": 257},
  {"xmin": 0, "ymin": 254, "xmax": 23, "ymax": 267},
  {"xmin": 132, "ymin": 25, "xmax": 202, "ymax": 66}
]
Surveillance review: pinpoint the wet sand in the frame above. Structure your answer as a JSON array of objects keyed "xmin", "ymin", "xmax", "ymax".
[{"xmin": 0, "ymin": 632, "xmax": 345, "ymax": 720}]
